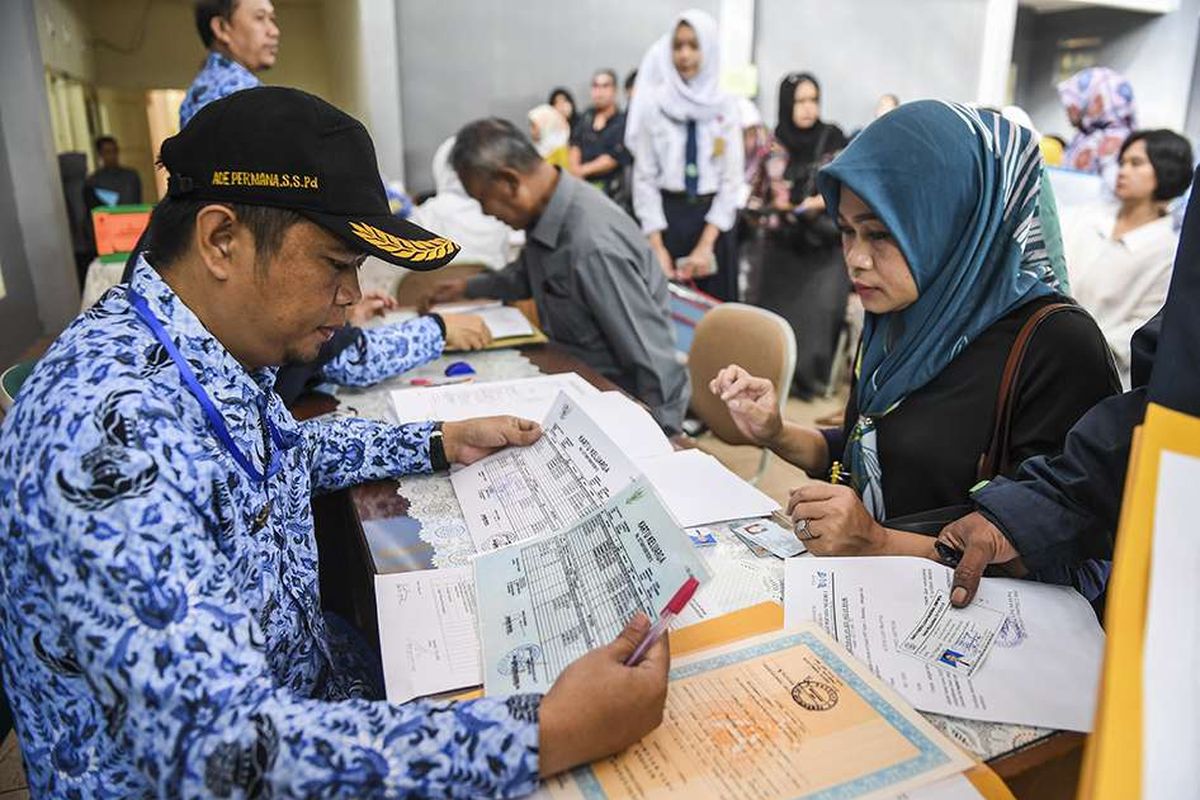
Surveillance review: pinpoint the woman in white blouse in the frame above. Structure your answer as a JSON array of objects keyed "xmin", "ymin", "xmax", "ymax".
[
  {"xmin": 1064, "ymin": 129, "xmax": 1193, "ymax": 387},
  {"xmin": 626, "ymin": 9, "xmax": 744, "ymax": 301}
]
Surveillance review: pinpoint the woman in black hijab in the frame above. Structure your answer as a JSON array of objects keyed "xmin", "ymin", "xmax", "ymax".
[{"xmin": 747, "ymin": 73, "xmax": 849, "ymax": 398}]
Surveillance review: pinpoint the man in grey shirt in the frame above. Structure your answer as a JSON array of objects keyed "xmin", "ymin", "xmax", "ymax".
[{"xmin": 423, "ymin": 117, "xmax": 690, "ymax": 433}]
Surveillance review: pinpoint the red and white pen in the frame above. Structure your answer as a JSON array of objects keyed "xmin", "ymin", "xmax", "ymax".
[
  {"xmin": 624, "ymin": 576, "xmax": 700, "ymax": 666},
  {"xmin": 406, "ymin": 376, "xmax": 474, "ymax": 387}
]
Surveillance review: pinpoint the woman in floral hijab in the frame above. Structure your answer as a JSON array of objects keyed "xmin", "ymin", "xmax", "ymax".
[{"xmin": 1058, "ymin": 66, "xmax": 1137, "ymax": 188}]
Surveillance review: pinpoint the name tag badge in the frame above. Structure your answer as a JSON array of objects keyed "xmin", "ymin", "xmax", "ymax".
[{"xmin": 713, "ymin": 136, "xmax": 726, "ymax": 158}]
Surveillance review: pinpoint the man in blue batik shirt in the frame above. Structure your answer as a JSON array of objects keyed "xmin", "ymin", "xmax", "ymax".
[
  {"xmin": 181, "ymin": 0, "xmax": 274, "ymax": 129},
  {"xmin": 0, "ymin": 87, "xmax": 669, "ymax": 798},
  {"xmin": 177, "ymin": 0, "xmax": 493, "ymax": 405}
]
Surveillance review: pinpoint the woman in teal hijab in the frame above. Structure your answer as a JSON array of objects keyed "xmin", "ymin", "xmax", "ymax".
[{"xmin": 711, "ymin": 101, "xmax": 1118, "ymax": 557}]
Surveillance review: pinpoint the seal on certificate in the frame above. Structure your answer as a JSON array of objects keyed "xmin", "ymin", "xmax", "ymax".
[
  {"xmin": 498, "ymin": 644, "xmax": 543, "ymax": 688},
  {"xmin": 791, "ymin": 678, "xmax": 838, "ymax": 711}
]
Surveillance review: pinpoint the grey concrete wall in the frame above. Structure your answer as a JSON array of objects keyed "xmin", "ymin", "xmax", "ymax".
[
  {"xmin": 1013, "ymin": 0, "xmax": 1200, "ymax": 140},
  {"xmin": 0, "ymin": 0, "xmax": 81, "ymax": 366},
  {"xmin": 753, "ymin": 0, "xmax": 991, "ymax": 133},
  {"xmin": 395, "ymin": 0, "xmax": 718, "ymax": 192}
]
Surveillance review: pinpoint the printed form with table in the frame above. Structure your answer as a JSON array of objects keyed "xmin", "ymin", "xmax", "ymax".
[{"xmin": 367, "ymin": 351, "xmax": 1108, "ymax": 800}]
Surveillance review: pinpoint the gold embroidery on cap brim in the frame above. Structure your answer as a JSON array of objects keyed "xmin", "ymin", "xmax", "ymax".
[{"xmin": 348, "ymin": 221, "xmax": 459, "ymax": 263}]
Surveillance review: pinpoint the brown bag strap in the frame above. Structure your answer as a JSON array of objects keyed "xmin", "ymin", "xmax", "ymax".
[{"xmin": 978, "ymin": 302, "xmax": 1085, "ymax": 481}]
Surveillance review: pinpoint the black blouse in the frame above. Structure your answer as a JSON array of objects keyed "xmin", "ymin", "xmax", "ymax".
[{"xmin": 823, "ymin": 295, "xmax": 1120, "ymax": 520}]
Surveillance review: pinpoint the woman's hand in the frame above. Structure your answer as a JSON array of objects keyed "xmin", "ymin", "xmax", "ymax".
[
  {"xmin": 786, "ymin": 483, "xmax": 888, "ymax": 556},
  {"xmin": 650, "ymin": 239, "xmax": 676, "ymax": 279},
  {"xmin": 683, "ymin": 242, "xmax": 716, "ymax": 278},
  {"xmin": 709, "ymin": 365, "xmax": 782, "ymax": 446},
  {"xmin": 795, "ymin": 194, "xmax": 827, "ymax": 219}
]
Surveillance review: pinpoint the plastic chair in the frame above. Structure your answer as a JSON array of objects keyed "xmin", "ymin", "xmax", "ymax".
[
  {"xmin": 686, "ymin": 303, "xmax": 797, "ymax": 485},
  {"xmin": 0, "ymin": 360, "xmax": 36, "ymax": 418}
]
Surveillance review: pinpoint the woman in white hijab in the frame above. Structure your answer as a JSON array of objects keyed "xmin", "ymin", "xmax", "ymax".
[
  {"xmin": 410, "ymin": 136, "xmax": 514, "ymax": 270},
  {"xmin": 626, "ymin": 8, "xmax": 744, "ymax": 301}
]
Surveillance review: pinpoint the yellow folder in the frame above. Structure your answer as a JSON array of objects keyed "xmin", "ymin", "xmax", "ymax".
[{"xmin": 1079, "ymin": 403, "xmax": 1200, "ymax": 799}]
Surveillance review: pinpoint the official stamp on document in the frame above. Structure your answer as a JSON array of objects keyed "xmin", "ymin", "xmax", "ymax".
[{"xmin": 791, "ymin": 678, "xmax": 839, "ymax": 711}]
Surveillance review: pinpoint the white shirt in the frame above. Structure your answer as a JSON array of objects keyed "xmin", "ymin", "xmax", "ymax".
[
  {"xmin": 1064, "ymin": 203, "xmax": 1178, "ymax": 388},
  {"xmin": 630, "ymin": 95, "xmax": 744, "ymax": 234}
]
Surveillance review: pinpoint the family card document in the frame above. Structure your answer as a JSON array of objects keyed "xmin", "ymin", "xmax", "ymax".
[
  {"xmin": 453, "ymin": 392, "xmax": 639, "ymax": 551},
  {"xmin": 475, "ymin": 480, "xmax": 710, "ymax": 695},
  {"xmin": 373, "ymin": 567, "xmax": 482, "ymax": 703},
  {"xmin": 539, "ymin": 625, "xmax": 973, "ymax": 800},
  {"xmin": 784, "ymin": 557, "xmax": 1105, "ymax": 731},
  {"xmin": 452, "ymin": 392, "xmax": 778, "ymax": 551}
]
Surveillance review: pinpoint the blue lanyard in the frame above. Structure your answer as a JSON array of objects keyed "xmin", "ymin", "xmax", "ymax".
[{"xmin": 127, "ymin": 287, "xmax": 285, "ymax": 483}]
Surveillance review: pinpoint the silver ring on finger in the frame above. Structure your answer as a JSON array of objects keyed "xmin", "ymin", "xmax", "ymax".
[{"xmin": 794, "ymin": 518, "xmax": 818, "ymax": 540}]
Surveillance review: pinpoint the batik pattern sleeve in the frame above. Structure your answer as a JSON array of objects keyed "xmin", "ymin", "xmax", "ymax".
[
  {"xmin": 303, "ymin": 417, "xmax": 436, "ymax": 492},
  {"xmin": 180, "ymin": 53, "xmax": 261, "ymax": 127},
  {"xmin": 37, "ymin": 462, "xmax": 542, "ymax": 798},
  {"xmin": 319, "ymin": 317, "xmax": 445, "ymax": 387}
]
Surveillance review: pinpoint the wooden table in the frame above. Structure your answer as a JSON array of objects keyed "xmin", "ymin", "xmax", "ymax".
[{"xmin": 297, "ymin": 341, "xmax": 1084, "ymax": 799}]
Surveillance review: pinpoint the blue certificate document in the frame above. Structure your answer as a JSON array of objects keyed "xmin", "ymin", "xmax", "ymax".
[
  {"xmin": 540, "ymin": 625, "xmax": 973, "ymax": 800},
  {"xmin": 474, "ymin": 479, "xmax": 710, "ymax": 695}
]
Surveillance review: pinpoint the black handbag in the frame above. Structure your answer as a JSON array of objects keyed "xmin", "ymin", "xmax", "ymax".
[{"xmin": 783, "ymin": 126, "xmax": 841, "ymax": 251}]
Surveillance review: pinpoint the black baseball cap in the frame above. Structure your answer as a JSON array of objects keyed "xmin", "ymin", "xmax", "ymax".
[{"xmin": 159, "ymin": 86, "xmax": 459, "ymax": 270}]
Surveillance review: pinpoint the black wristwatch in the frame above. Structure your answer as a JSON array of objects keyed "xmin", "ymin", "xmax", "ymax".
[{"xmin": 429, "ymin": 422, "xmax": 450, "ymax": 471}]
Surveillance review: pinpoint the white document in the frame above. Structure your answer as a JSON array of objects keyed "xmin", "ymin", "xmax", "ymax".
[
  {"xmin": 784, "ymin": 556, "xmax": 1105, "ymax": 731},
  {"xmin": 474, "ymin": 480, "xmax": 709, "ymax": 695},
  {"xmin": 428, "ymin": 301, "xmax": 533, "ymax": 337},
  {"xmin": 892, "ymin": 773, "xmax": 985, "ymax": 800},
  {"xmin": 430, "ymin": 300, "xmax": 503, "ymax": 314},
  {"xmin": 373, "ymin": 567, "xmax": 482, "ymax": 703},
  {"xmin": 476, "ymin": 306, "xmax": 535, "ymax": 339},
  {"xmin": 389, "ymin": 374, "xmax": 597, "ymax": 426},
  {"xmin": 1143, "ymin": 451, "xmax": 1200, "ymax": 799},
  {"xmin": 452, "ymin": 392, "xmax": 641, "ymax": 551},
  {"xmin": 578, "ymin": 392, "xmax": 673, "ymax": 461},
  {"xmin": 639, "ymin": 449, "xmax": 780, "ymax": 527}
]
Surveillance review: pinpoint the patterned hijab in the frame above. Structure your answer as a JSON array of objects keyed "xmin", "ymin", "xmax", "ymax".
[
  {"xmin": 816, "ymin": 101, "xmax": 1064, "ymax": 519},
  {"xmin": 1058, "ymin": 67, "xmax": 1137, "ymax": 180}
]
